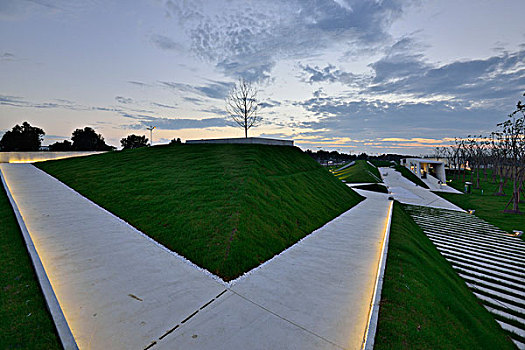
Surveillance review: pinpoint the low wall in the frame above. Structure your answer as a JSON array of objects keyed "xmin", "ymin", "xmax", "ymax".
[
  {"xmin": 186, "ymin": 137, "xmax": 293, "ymax": 146},
  {"xmin": 0, "ymin": 152, "xmax": 106, "ymax": 163}
]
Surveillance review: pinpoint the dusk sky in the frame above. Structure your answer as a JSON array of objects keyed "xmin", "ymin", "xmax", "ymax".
[{"xmin": 1, "ymin": 0, "xmax": 524, "ymax": 155}]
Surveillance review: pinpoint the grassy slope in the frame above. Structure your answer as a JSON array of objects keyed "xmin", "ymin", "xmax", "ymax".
[
  {"xmin": 0, "ymin": 181, "xmax": 61, "ymax": 349},
  {"xmin": 333, "ymin": 160, "xmax": 382, "ymax": 183},
  {"xmin": 437, "ymin": 172, "xmax": 524, "ymax": 237},
  {"xmin": 394, "ymin": 164, "xmax": 430, "ymax": 189},
  {"xmin": 37, "ymin": 144, "xmax": 363, "ymax": 281},
  {"xmin": 375, "ymin": 203, "xmax": 514, "ymax": 349}
]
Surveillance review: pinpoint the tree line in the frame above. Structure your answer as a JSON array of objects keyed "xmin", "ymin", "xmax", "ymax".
[
  {"xmin": 435, "ymin": 93, "xmax": 524, "ymax": 213},
  {"xmin": 0, "ymin": 122, "xmax": 115, "ymax": 151},
  {"xmin": 0, "ymin": 122, "xmax": 185, "ymax": 151}
]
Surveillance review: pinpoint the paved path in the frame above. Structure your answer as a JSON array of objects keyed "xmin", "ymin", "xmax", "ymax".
[
  {"xmin": 379, "ymin": 167, "xmax": 464, "ymax": 211},
  {"xmin": 1, "ymin": 164, "xmax": 391, "ymax": 350}
]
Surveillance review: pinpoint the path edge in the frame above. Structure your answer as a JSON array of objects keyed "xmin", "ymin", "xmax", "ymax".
[
  {"xmin": 0, "ymin": 167, "xmax": 78, "ymax": 350},
  {"xmin": 362, "ymin": 199, "xmax": 394, "ymax": 350}
]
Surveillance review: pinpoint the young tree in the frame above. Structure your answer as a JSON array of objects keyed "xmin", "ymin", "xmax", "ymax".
[
  {"xmin": 0, "ymin": 121, "xmax": 45, "ymax": 151},
  {"xmin": 498, "ymin": 94, "xmax": 525, "ymax": 213},
  {"xmin": 120, "ymin": 134, "xmax": 148, "ymax": 149},
  {"xmin": 225, "ymin": 78, "xmax": 261, "ymax": 138},
  {"xmin": 71, "ymin": 127, "xmax": 114, "ymax": 151}
]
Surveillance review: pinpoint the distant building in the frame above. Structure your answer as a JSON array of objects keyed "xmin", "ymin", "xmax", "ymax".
[{"xmin": 401, "ymin": 158, "xmax": 446, "ymax": 183}]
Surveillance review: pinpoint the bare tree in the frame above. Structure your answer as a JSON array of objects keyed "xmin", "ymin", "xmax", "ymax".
[
  {"xmin": 226, "ymin": 78, "xmax": 261, "ymax": 138},
  {"xmin": 498, "ymin": 94, "xmax": 525, "ymax": 213}
]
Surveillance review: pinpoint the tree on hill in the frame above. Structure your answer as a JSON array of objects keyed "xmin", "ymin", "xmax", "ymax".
[
  {"xmin": 0, "ymin": 121, "xmax": 45, "ymax": 151},
  {"xmin": 169, "ymin": 137, "xmax": 182, "ymax": 145},
  {"xmin": 49, "ymin": 140, "xmax": 73, "ymax": 151},
  {"xmin": 71, "ymin": 127, "xmax": 114, "ymax": 151},
  {"xmin": 120, "ymin": 134, "xmax": 148, "ymax": 149},
  {"xmin": 225, "ymin": 78, "xmax": 261, "ymax": 138}
]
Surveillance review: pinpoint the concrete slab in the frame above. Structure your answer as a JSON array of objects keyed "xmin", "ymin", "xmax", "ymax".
[
  {"xmin": 379, "ymin": 167, "xmax": 464, "ymax": 211},
  {"xmin": 0, "ymin": 164, "xmax": 225, "ymax": 349}
]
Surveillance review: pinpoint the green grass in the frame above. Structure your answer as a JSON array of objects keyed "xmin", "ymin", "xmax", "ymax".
[
  {"xmin": 0, "ymin": 181, "xmax": 61, "ymax": 349},
  {"xmin": 393, "ymin": 165, "xmax": 430, "ymax": 189},
  {"xmin": 436, "ymin": 171, "xmax": 524, "ymax": 237},
  {"xmin": 352, "ymin": 183, "xmax": 389, "ymax": 193},
  {"xmin": 370, "ymin": 160, "xmax": 396, "ymax": 167},
  {"xmin": 374, "ymin": 203, "xmax": 515, "ymax": 349},
  {"xmin": 37, "ymin": 144, "xmax": 363, "ymax": 281},
  {"xmin": 332, "ymin": 160, "xmax": 382, "ymax": 183}
]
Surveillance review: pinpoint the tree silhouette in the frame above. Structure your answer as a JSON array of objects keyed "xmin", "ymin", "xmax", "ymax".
[
  {"xmin": 49, "ymin": 140, "xmax": 73, "ymax": 151},
  {"xmin": 71, "ymin": 127, "xmax": 114, "ymax": 151},
  {"xmin": 0, "ymin": 121, "xmax": 45, "ymax": 151},
  {"xmin": 120, "ymin": 134, "xmax": 148, "ymax": 149}
]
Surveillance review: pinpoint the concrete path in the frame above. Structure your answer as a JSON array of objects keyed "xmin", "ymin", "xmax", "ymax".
[
  {"xmin": 379, "ymin": 167, "xmax": 464, "ymax": 211},
  {"xmin": 1, "ymin": 164, "xmax": 392, "ymax": 350},
  {"xmin": 1, "ymin": 164, "xmax": 225, "ymax": 349}
]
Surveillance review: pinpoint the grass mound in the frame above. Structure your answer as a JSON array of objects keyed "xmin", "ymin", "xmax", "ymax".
[
  {"xmin": 394, "ymin": 164, "xmax": 430, "ymax": 189},
  {"xmin": 332, "ymin": 160, "xmax": 382, "ymax": 183},
  {"xmin": 0, "ymin": 181, "xmax": 60, "ymax": 349},
  {"xmin": 37, "ymin": 144, "xmax": 362, "ymax": 281},
  {"xmin": 374, "ymin": 203, "xmax": 514, "ymax": 349}
]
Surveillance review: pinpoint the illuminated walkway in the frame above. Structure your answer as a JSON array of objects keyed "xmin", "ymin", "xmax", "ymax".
[{"xmin": 1, "ymin": 164, "xmax": 391, "ymax": 350}]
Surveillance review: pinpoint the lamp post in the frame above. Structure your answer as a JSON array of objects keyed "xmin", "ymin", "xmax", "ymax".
[{"xmin": 146, "ymin": 126, "xmax": 155, "ymax": 146}]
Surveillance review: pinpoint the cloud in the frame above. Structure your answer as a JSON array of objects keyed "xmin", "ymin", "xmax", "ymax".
[
  {"xmin": 150, "ymin": 34, "xmax": 184, "ymax": 51},
  {"xmin": 120, "ymin": 112, "xmax": 227, "ymax": 130},
  {"xmin": 115, "ymin": 96, "xmax": 133, "ymax": 104},
  {"xmin": 160, "ymin": 80, "xmax": 234, "ymax": 100},
  {"xmin": 299, "ymin": 64, "xmax": 368, "ymax": 87},
  {"xmin": 296, "ymin": 96, "xmax": 505, "ymax": 142},
  {"xmin": 128, "ymin": 81, "xmax": 149, "ymax": 87},
  {"xmin": 162, "ymin": 0, "xmax": 410, "ymax": 80},
  {"xmin": 151, "ymin": 102, "xmax": 178, "ymax": 109},
  {"xmin": 367, "ymin": 39, "xmax": 525, "ymax": 107}
]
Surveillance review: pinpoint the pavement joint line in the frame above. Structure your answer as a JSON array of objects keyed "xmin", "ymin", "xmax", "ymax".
[
  {"xmin": 149, "ymin": 288, "xmax": 228, "ymax": 347},
  {"xmin": 362, "ymin": 200, "xmax": 394, "ymax": 350},
  {"xmin": 227, "ymin": 289, "xmax": 347, "ymax": 350},
  {"xmin": 0, "ymin": 167, "xmax": 79, "ymax": 350}
]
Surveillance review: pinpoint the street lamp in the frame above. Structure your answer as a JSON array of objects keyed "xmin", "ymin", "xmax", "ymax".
[{"xmin": 146, "ymin": 126, "xmax": 155, "ymax": 146}]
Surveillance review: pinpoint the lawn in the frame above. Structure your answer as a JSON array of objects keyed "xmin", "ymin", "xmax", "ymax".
[
  {"xmin": 393, "ymin": 164, "xmax": 430, "ymax": 189},
  {"xmin": 37, "ymin": 144, "xmax": 363, "ymax": 281},
  {"xmin": 0, "ymin": 180, "xmax": 61, "ymax": 349},
  {"xmin": 332, "ymin": 160, "xmax": 382, "ymax": 183},
  {"xmin": 374, "ymin": 203, "xmax": 515, "ymax": 349},
  {"xmin": 436, "ymin": 171, "xmax": 524, "ymax": 237}
]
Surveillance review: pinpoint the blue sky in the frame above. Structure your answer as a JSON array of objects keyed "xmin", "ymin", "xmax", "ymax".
[{"xmin": 1, "ymin": 0, "xmax": 524, "ymax": 154}]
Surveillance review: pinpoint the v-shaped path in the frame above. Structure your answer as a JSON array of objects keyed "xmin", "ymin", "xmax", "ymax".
[{"xmin": 1, "ymin": 164, "xmax": 391, "ymax": 350}]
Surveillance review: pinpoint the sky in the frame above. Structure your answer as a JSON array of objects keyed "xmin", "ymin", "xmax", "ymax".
[{"xmin": 1, "ymin": 0, "xmax": 524, "ymax": 155}]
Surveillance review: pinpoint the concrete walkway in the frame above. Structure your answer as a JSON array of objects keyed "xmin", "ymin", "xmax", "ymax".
[
  {"xmin": 379, "ymin": 167, "xmax": 464, "ymax": 211},
  {"xmin": 1, "ymin": 164, "xmax": 392, "ymax": 350}
]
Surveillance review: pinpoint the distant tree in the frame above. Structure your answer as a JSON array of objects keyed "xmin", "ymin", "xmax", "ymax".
[
  {"xmin": 225, "ymin": 78, "xmax": 261, "ymax": 138},
  {"xmin": 49, "ymin": 140, "xmax": 73, "ymax": 151},
  {"xmin": 71, "ymin": 127, "xmax": 114, "ymax": 151},
  {"xmin": 169, "ymin": 137, "xmax": 182, "ymax": 145},
  {"xmin": 0, "ymin": 121, "xmax": 45, "ymax": 151},
  {"xmin": 120, "ymin": 134, "xmax": 148, "ymax": 149}
]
